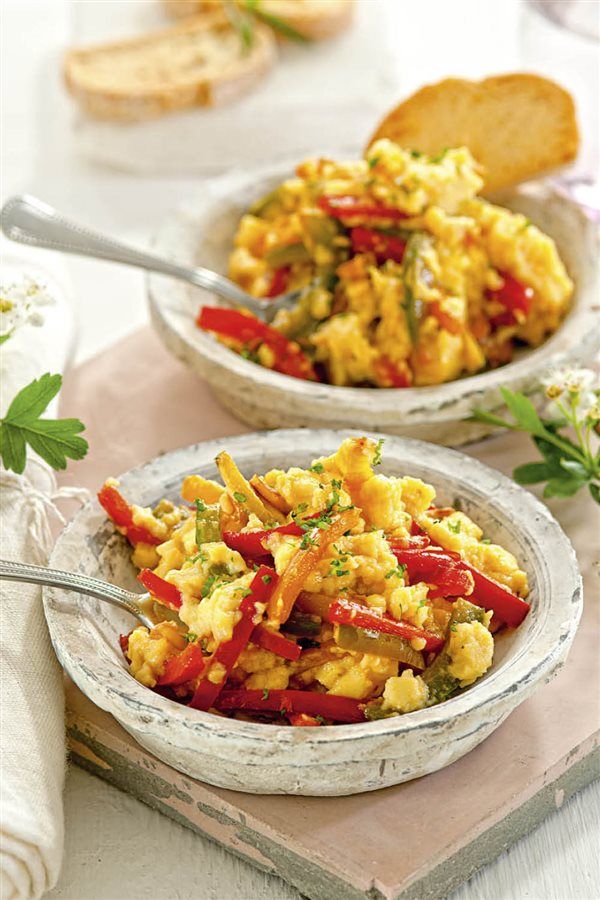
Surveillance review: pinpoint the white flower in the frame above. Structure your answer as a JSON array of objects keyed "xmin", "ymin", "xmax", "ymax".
[
  {"xmin": 542, "ymin": 367, "xmax": 597, "ymax": 400},
  {"xmin": 0, "ymin": 276, "xmax": 54, "ymax": 341}
]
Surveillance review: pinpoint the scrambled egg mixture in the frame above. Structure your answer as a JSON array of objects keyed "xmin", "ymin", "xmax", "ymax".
[
  {"xmin": 217, "ymin": 140, "xmax": 572, "ymax": 387},
  {"xmin": 106, "ymin": 437, "xmax": 530, "ymax": 725}
]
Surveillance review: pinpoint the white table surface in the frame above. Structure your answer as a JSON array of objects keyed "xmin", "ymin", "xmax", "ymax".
[{"xmin": 1, "ymin": 1, "xmax": 598, "ymax": 897}]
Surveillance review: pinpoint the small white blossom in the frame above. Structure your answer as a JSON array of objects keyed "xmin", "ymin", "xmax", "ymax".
[
  {"xmin": 0, "ymin": 276, "xmax": 55, "ymax": 342},
  {"xmin": 541, "ymin": 366, "xmax": 597, "ymax": 399}
]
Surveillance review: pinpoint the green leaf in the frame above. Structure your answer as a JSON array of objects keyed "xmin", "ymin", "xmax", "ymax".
[
  {"xmin": 512, "ymin": 462, "xmax": 553, "ymax": 485},
  {"xmin": 559, "ymin": 459, "xmax": 589, "ymax": 479},
  {"xmin": 0, "ymin": 374, "xmax": 88, "ymax": 473},
  {"xmin": 543, "ymin": 477, "xmax": 586, "ymax": 499},
  {"xmin": 3, "ymin": 373, "xmax": 62, "ymax": 424},
  {"xmin": 589, "ymin": 483, "xmax": 600, "ymax": 505},
  {"xmin": 0, "ymin": 332, "xmax": 11, "ymax": 345},
  {"xmin": 469, "ymin": 408, "xmax": 512, "ymax": 428},
  {"xmin": 533, "ymin": 436, "xmax": 565, "ymax": 471},
  {"xmin": 499, "ymin": 388, "xmax": 545, "ymax": 435},
  {"xmin": 0, "ymin": 423, "xmax": 27, "ymax": 474},
  {"xmin": 19, "ymin": 419, "xmax": 88, "ymax": 471}
]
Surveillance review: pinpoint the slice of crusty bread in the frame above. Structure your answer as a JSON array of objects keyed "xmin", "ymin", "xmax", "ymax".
[
  {"xmin": 64, "ymin": 12, "xmax": 276, "ymax": 121},
  {"xmin": 163, "ymin": 0, "xmax": 354, "ymax": 41},
  {"xmin": 368, "ymin": 74, "xmax": 579, "ymax": 193}
]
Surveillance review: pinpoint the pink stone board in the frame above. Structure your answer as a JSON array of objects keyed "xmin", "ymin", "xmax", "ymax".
[{"xmin": 58, "ymin": 328, "xmax": 600, "ymax": 899}]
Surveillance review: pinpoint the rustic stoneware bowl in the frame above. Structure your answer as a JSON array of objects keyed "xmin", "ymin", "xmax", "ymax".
[
  {"xmin": 147, "ymin": 164, "xmax": 598, "ymax": 446},
  {"xmin": 45, "ymin": 430, "xmax": 582, "ymax": 796}
]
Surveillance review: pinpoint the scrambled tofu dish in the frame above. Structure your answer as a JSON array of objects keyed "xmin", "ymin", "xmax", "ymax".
[
  {"xmin": 100, "ymin": 437, "xmax": 531, "ymax": 726},
  {"xmin": 197, "ymin": 140, "xmax": 572, "ymax": 387}
]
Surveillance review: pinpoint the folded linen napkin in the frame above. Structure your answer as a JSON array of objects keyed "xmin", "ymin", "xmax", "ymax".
[{"xmin": 0, "ymin": 252, "xmax": 83, "ymax": 900}]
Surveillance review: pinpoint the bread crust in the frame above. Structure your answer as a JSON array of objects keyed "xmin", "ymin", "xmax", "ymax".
[
  {"xmin": 64, "ymin": 13, "xmax": 277, "ymax": 121},
  {"xmin": 162, "ymin": 0, "xmax": 354, "ymax": 40},
  {"xmin": 368, "ymin": 74, "xmax": 579, "ymax": 193}
]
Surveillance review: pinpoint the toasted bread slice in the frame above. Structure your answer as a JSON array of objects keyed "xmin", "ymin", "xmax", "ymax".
[
  {"xmin": 64, "ymin": 12, "xmax": 276, "ymax": 121},
  {"xmin": 368, "ymin": 74, "xmax": 579, "ymax": 193},
  {"xmin": 163, "ymin": 0, "xmax": 354, "ymax": 41}
]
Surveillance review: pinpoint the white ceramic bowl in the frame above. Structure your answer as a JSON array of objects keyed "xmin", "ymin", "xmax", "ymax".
[
  {"xmin": 148, "ymin": 165, "xmax": 599, "ymax": 446},
  {"xmin": 45, "ymin": 430, "xmax": 581, "ymax": 796}
]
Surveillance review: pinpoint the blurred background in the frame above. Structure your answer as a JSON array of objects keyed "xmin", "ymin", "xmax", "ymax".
[{"xmin": 2, "ymin": 0, "xmax": 598, "ymax": 366}]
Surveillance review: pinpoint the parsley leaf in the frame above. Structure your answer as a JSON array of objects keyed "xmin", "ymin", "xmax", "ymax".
[
  {"xmin": 310, "ymin": 462, "xmax": 324, "ymax": 474},
  {"xmin": 0, "ymin": 373, "xmax": 88, "ymax": 474},
  {"xmin": 373, "ymin": 438, "xmax": 385, "ymax": 466},
  {"xmin": 448, "ymin": 520, "xmax": 462, "ymax": 534},
  {"xmin": 233, "ymin": 491, "xmax": 247, "ymax": 503}
]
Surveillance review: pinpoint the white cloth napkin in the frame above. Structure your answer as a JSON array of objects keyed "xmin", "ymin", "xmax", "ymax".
[{"xmin": 0, "ymin": 251, "xmax": 81, "ymax": 900}]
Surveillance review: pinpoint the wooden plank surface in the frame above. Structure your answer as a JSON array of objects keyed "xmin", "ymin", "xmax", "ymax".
[{"xmin": 57, "ymin": 327, "xmax": 600, "ymax": 899}]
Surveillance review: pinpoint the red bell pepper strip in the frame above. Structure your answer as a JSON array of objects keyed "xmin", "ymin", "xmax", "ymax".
[
  {"xmin": 215, "ymin": 689, "xmax": 366, "ymax": 723},
  {"xmin": 197, "ymin": 307, "xmax": 319, "ymax": 382},
  {"xmin": 350, "ymin": 227, "xmax": 407, "ymax": 263},
  {"xmin": 392, "ymin": 547, "xmax": 474, "ymax": 598},
  {"xmin": 157, "ymin": 642, "xmax": 206, "ymax": 687},
  {"xmin": 222, "ymin": 523, "xmax": 303, "ymax": 558},
  {"xmin": 251, "ymin": 623, "xmax": 301, "ymax": 661},
  {"xmin": 189, "ymin": 565, "xmax": 277, "ymax": 710},
  {"xmin": 488, "ymin": 272, "xmax": 533, "ymax": 327},
  {"xmin": 373, "ymin": 355, "xmax": 412, "ymax": 388},
  {"xmin": 392, "ymin": 544, "xmax": 530, "ymax": 627},
  {"xmin": 266, "ymin": 266, "xmax": 290, "ymax": 298},
  {"xmin": 318, "ymin": 195, "xmax": 408, "ymax": 222},
  {"xmin": 288, "ymin": 712, "xmax": 323, "ymax": 726},
  {"xmin": 119, "ymin": 633, "xmax": 131, "ymax": 660},
  {"xmin": 137, "ymin": 569, "xmax": 182, "ymax": 610},
  {"xmin": 326, "ymin": 598, "xmax": 444, "ymax": 652},
  {"xmin": 462, "ymin": 562, "xmax": 530, "ymax": 628},
  {"xmin": 97, "ymin": 483, "xmax": 162, "ymax": 546}
]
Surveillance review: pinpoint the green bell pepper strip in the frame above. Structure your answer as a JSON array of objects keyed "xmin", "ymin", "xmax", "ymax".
[
  {"xmin": 334, "ymin": 623, "xmax": 425, "ymax": 669},
  {"xmin": 422, "ymin": 598, "xmax": 488, "ymax": 705}
]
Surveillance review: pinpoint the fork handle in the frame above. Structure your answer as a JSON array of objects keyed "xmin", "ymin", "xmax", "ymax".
[
  {"xmin": 0, "ymin": 559, "xmax": 153, "ymax": 628},
  {"xmin": 0, "ymin": 193, "xmax": 252, "ymax": 308}
]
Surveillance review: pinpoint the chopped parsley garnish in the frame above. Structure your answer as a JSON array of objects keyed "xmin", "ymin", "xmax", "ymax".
[
  {"xmin": 481, "ymin": 538, "xmax": 491, "ymax": 544},
  {"xmin": 190, "ymin": 550, "xmax": 207, "ymax": 564},
  {"xmin": 368, "ymin": 155, "xmax": 380, "ymax": 169},
  {"xmin": 315, "ymin": 715, "xmax": 326, "ymax": 725},
  {"xmin": 431, "ymin": 147, "xmax": 449, "ymax": 164},
  {"xmin": 410, "ymin": 149, "xmax": 422, "ymax": 158},
  {"xmin": 261, "ymin": 574, "xmax": 272, "ymax": 584},
  {"xmin": 295, "ymin": 502, "xmax": 309, "ymax": 514},
  {"xmin": 233, "ymin": 491, "xmax": 247, "ymax": 503},
  {"xmin": 185, "ymin": 632, "xmax": 198, "ymax": 643},
  {"xmin": 448, "ymin": 520, "xmax": 462, "ymax": 534},
  {"xmin": 330, "ymin": 557, "xmax": 349, "ymax": 578},
  {"xmin": 194, "ymin": 499, "xmax": 207, "ymax": 513},
  {"xmin": 236, "ymin": 586, "xmax": 253, "ymax": 597},
  {"xmin": 201, "ymin": 573, "xmax": 220, "ymax": 598},
  {"xmin": 262, "ymin": 688, "xmax": 270, "ymax": 700},
  {"xmin": 300, "ymin": 533, "xmax": 318, "ymax": 550},
  {"xmin": 310, "ymin": 462, "xmax": 324, "ymax": 474},
  {"xmin": 373, "ymin": 438, "xmax": 385, "ymax": 466},
  {"xmin": 385, "ymin": 563, "xmax": 407, "ymax": 579}
]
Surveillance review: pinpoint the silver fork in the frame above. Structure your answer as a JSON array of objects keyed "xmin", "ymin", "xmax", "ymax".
[
  {"xmin": 0, "ymin": 194, "xmax": 303, "ymax": 324},
  {"xmin": 0, "ymin": 559, "xmax": 154, "ymax": 629}
]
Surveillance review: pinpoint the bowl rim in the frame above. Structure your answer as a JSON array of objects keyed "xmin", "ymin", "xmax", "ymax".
[
  {"xmin": 45, "ymin": 428, "xmax": 582, "ymax": 747},
  {"xmin": 147, "ymin": 162, "xmax": 599, "ymax": 422}
]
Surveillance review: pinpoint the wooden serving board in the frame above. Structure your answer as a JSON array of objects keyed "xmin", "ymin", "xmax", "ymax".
[{"xmin": 58, "ymin": 328, "xmax": 600, "ymax": 900}]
